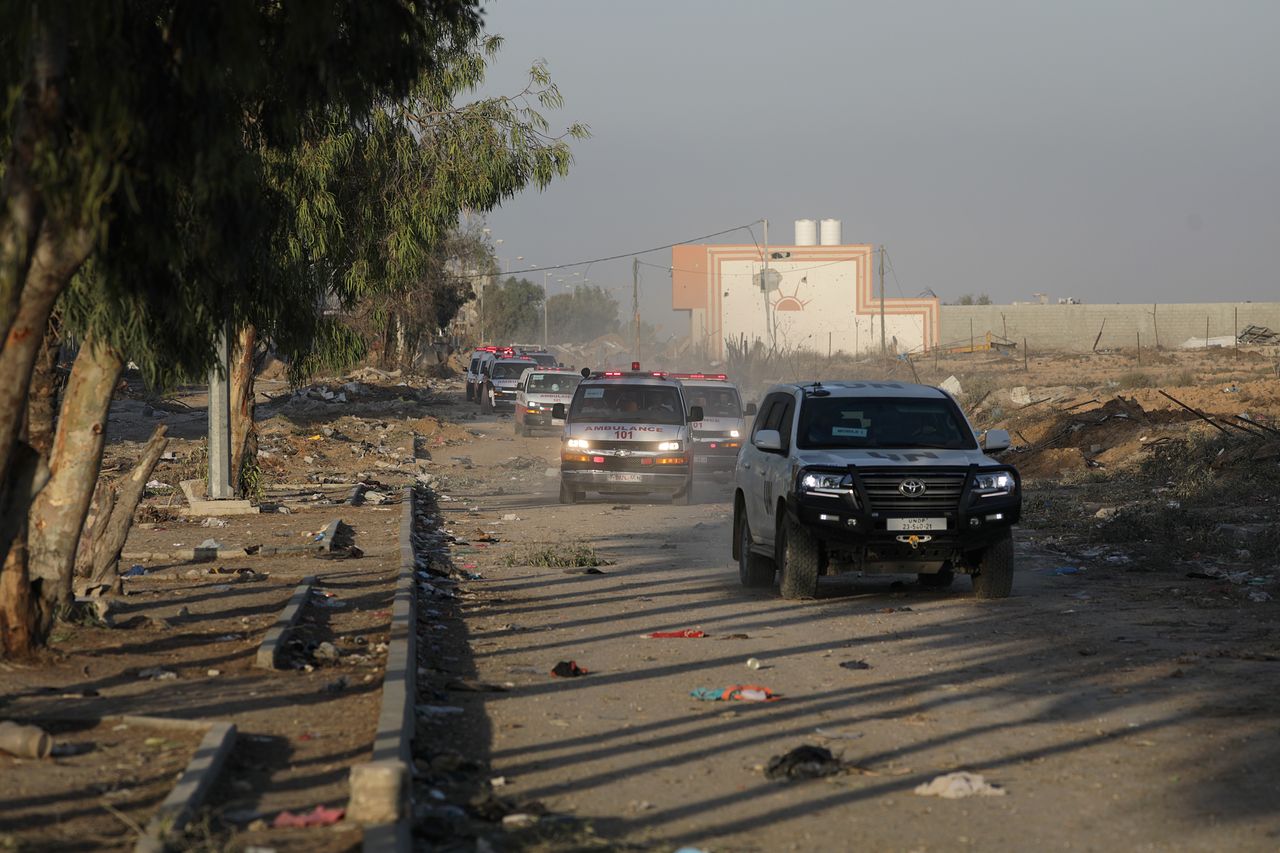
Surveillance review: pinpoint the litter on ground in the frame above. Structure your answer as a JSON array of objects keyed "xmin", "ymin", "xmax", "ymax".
[{"xmin": 914, "ymin": 771, "xmax": 1006, "ymax": 798}]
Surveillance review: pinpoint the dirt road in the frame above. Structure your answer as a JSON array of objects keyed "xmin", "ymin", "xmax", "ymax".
[{"xmin": 419, "ymin": 398, "xmax": 1280, "ymax": 852}]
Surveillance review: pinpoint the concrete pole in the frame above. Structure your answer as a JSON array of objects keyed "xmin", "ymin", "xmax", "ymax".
[
  {"xmin": 207, "ymin": 324, "xmax": 232, "ymax": 500},
  {"xmin": 542, "ymin": 271, "xmax": 549, "ymax": 349}
]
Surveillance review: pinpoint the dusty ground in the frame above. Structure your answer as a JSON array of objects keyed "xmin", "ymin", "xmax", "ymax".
[
  {"xmin": 407, "ymin": 394, "xmax": 1280, "ymax": 852},
  {"xmin": 4, "ymin": 348, "xmax": 1279, "ymax": 852}
]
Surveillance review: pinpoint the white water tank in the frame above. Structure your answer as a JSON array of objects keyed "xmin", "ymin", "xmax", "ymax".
[
  {"xmin": 794, "ymin": 219, "xmax": 818, "ymax": 246},
  {"xmin": 819, "ymin": 218, "xmax": 842, "ymax": 246}
]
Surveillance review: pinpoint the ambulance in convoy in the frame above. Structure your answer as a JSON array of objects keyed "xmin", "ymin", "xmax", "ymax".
[
  {"xmin": 553, "ymin": 365, "xmax": 703, "ymax": 505},
  {"xmin": 671, "ymin": 373, "xmax": 755, "ymax": 480}
]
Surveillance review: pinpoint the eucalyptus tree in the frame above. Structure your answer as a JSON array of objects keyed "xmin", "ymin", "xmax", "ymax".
[{"xmin": 0, "ymin": 0, "xmax": 483, "ymax": 656}]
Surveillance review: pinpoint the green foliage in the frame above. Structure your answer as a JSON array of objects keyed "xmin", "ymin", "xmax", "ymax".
[
  {"xmin": 481, "ymin": 276, "xmax": 545, "ymax": 344},
  {"xmin": 953, "ymin": 293, "xmax": 993, "ymax": 305},
  {"xmin": 547, "ymin": 285, "xmax": 620, "ymax": 344}
]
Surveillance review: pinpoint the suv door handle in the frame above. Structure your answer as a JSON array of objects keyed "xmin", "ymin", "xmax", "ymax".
[{"xmin": 741, "ymin": 461, "xmax": 751, "ymax": 469}]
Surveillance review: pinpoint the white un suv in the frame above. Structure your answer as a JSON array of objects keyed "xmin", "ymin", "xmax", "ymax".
[{"xmin": 733, "ymin": 380, "xmax": 1020, "ymax": 599}]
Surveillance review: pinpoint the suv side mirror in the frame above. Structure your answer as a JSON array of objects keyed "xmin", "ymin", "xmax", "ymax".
[
  {"xmin": 687, "ymin": 405, "xmax": 704, "ymax": 423},
  {"xmin": 744, "ymin": 402, "xmax": 757, "ymax": 416},
  {"xmin": 753, "ymin": 429, "xmax": 783, "ymax": 452},
  {"xmin": 580, "ymin": 367, "xmax": 591, "ymax": 379},
  {"xmin": 552, "ymin": 403, "xmax": 566, "ymax": 419},
  {"xmin": 982, "ymin": 429, "xmax": 1011, "ymax": 451}
]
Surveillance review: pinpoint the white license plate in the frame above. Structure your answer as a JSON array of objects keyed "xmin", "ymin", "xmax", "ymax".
[
  {"xmin": 607, "ymin": 472, "xmax": 643, "ymax": 483},
  {"xmin": 887, "ymin": 517, "xmax": 946, "ymax": 532},
  {"xmin": 694, "ymin": 455, "xmax": 711, "ymax": 464}
]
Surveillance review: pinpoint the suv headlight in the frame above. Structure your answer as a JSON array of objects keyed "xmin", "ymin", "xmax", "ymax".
[
  {"xmin": 566, "ymin": 438, "xmax": 589, "ymax": 449},
  {"xmin": 729, "ymin": 429, "xmax": 741, "ymax": 438},
  {"xmin": 658, "ymin": 440, "xmax": 682, "ymax": 451},
  {"xmin": 798, "ymin": 469, "xmax": 854, "ymax": 495},
  {"xmin": 973, "ymin": 470, "xmax": 1016, "ymax": 496}
]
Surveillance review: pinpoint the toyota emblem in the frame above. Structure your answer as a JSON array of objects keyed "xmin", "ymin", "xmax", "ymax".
[{"xmin": 899, "ymin": 478, "xmax": 927, "ymax": 497}]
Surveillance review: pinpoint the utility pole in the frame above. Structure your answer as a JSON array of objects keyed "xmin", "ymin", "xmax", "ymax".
[
  {"xmin": 879, "ymin": 245, "xmax": 886, "ymax": 355},
  {"xmin": 542, "ymin": 270, "xmax": 549, "ymax": 349},
  {"xmin": 632, "ymin": 257, "xmax": 641, "ymax": 364},
  {"xmin": 207, "ymin": 323, "xmax": 232, "ymax": 500},
  {"xmin": 763, "ymin": 218, "xmax": 772, "ymax": 348}
]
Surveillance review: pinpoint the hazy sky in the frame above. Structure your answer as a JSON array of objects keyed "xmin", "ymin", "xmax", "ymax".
[{"xmin": 476, "ymin": 0, "xmax": 1280, "ymax": 329}]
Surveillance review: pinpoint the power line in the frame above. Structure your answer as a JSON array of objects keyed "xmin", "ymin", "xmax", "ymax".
[
  {"xmin": 637, "ymin": 255, "xmax": 856, "ymax": 278},
  {"xmin": 503, "ymin": 222, "xmax": 760, "ymax": 276}
]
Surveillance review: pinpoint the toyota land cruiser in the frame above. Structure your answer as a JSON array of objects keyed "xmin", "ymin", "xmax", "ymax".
[{"xmin": 732, "ymin": 381, "xmax": 1020, "ymax": 599}]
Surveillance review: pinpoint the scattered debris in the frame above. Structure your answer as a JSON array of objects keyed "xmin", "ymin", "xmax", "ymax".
[
  {"xmin": 550, "ymin": 661, "xmax": 589, "ymax": 678},
  {"xmin": 914, "ymin": 771, "xmax": 1006, "ymax": 799},
  {"xmin": 838, "ymin": 660, "xmax": 872, "ymax": 671},
  {"xmin": 137, "ymin": 667, "xmax": 178, "ymax": 681},
  {"xmin": 690, "ymin": 685, "xmax": 779, "ymax": 702},
  {"xmin": 764, "ymin": 745, "xmax": 845, "ymax": 781},
  {"xmin": 272, "ymin": 805, "xmax": 345, "ymax": 828},
  {"xmin": 645, "ymin": 629, "xmax": 705, "ymax": 639}
]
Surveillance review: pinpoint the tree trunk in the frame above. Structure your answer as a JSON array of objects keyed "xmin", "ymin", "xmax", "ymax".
[
  {"xmin": 88, "ymin": 425, "xmax": 168, "ymax": 588},
  {"xmin": 0, "ymin": 444, "xmax": 50, "ymax": 657},
  {"xmin": 229, "ymin": 324, "xmax": 257, "ymax": 496},
  {"xmin": 28, "ymin": 335, "xmax": 123, "ymax": 614},
  {"xmin": 24, "ymin": 317, "xmax": 62, "ymax": 458},
  {"xmin": 73, "ymin": 478, "xmax": 113, "ymax": 580}
]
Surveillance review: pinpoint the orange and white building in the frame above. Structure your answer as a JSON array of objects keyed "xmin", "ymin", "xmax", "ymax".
[{"xmin": 671, "ymin": 220, "xmax": 939, "ymax": 360}]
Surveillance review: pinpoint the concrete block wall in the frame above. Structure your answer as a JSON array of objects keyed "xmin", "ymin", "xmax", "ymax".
[{"xmin": 939, "ymin": 303, "xmax": 1280, "ymax": 352}]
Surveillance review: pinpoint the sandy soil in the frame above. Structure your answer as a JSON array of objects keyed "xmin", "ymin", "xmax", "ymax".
[{"xmin": 5, "ymin": 349, "xmax": 1279, "ymax": 852}]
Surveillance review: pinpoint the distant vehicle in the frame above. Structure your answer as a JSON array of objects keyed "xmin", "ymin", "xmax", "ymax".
[
  {"xmin": 466, "ymin": 346, "xmax": 512, "ymax": 402},
  {"xmin": 733, "ymin": 381, "xmax": 1020, "ymax": 599},
  {"xmin": 554, "ymin": 368, "xmax": 702, "ymax": 505},
  {"xmin": 514, "ymin": 368, "xmax": 582, "ymax": 436},
  {"xmin": 672, "ymin": 373, "xmax": 755, "ymax": 480},
  {"xmin": 480, "ymin": 356, "xmax": 537, "ymax": 412}
]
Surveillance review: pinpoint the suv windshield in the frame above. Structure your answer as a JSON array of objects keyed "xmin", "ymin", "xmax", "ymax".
[
  {"xmin": 528, "ymin": 353, "xmax": 557, "ymax": 367},
  {"xmin": 569, "ymin": 384, "xmax": 685, "ymax": 425},
  {"xmin": 492, "ymin": 361, "xmax": 531, "ymax": 380},
  {"xmin": 528, "ymin": 373, "xmax": 580, "ymax": 394},
  {"xmin": 683, "ymin": 386, "xmax": 741, "ymax": 418},
  {"xmin": 797, "ymin": 396, "xmax": 976, "ymax": 450}
]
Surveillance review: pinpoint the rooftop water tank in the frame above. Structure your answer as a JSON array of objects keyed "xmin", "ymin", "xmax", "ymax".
[
  {"xmin": 794, "ymin": 219, "xmax": 818, "ymax": 246},
  {"xmin": 819, "ymin": 218, "xmax": 842, "ymax": 246}
]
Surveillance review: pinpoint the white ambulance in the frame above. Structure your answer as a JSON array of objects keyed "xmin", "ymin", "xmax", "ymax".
[
  {"xmin": 554, "ymin": 368, "xmax": 703, "ymax": 505},
  {"xmin": 672, "ymin": 372, "xmax": 755, "ymax": 480},
  {"xmin": 514, "ymin": 367, "xmax": 582, "ymax": 436}
]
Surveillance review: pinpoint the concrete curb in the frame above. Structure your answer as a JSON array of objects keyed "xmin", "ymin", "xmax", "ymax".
[
  {"xmin": 125, "ymin": 716, "xmax": 237, "ymax": 853},
  {"xmin": 254, "ymin": 576, "xmax": 317, "ymax": 669},
  {"xmin": 351, "ymin": 485, "xmax": 418, "ymax": 852}
]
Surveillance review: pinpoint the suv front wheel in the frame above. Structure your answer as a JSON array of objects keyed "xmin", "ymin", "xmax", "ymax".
[
  {"xmin": 971, "ymin": 530, "xmax": 1014, "ymax": 599},
  {"xmin": 777, "ymin": 513, "xmax": 820, "ymax": 599}
]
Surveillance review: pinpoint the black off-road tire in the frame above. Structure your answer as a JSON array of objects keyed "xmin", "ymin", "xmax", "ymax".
[
  {"xmin": 736, "ymin": 507, "xmax": 776, "ymax": 588},
  {"xmin": 558, "ymin": 479, "xmax": 582, "ymax": 505},
  {"xmin": 971, "ymin": 531, "xmax": 1014, "ymax": 599},
  {"xmin": 918, "ymin": 565, "xmax": 955, "ymax": 589},
  {"xmin": 777, "ymin": 514, "xmax": 820, "ymax": 600}
]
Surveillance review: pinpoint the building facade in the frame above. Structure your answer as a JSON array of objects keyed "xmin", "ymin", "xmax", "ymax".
[{"xmin": 671, "ymin": 237, "xmax": 940, "ymax": 360}]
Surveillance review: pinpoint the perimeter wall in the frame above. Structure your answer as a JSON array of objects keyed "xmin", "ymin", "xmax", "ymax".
[{"xmin": 939, "ymin": 303, "xmax": 1280, "ymax": 352}]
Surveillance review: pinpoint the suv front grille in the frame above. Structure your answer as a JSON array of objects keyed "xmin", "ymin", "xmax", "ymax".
[{"xmin": 858, "ymin": 470, "xmax": 966, "ymax": 511}]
